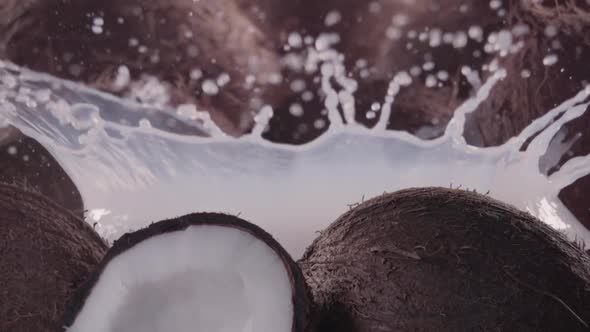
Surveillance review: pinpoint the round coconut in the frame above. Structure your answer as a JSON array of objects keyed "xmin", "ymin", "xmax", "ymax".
[
  {"xmin": 300, "ymin": 187, "xmax": 590, "ymax": 332},
  {"xmin": 0, "ymin": 183, "xmax": 107, "ymax": 331},
  {"xmin": 0, "ymin": 126, "xmax": 84, "ymax": 217},
  {"xmin": 62, "ymin": 213, "xmax": 311, "ymax": 332}
]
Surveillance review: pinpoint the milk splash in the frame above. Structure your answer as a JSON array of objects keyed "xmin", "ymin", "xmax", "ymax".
[{"xmin": 1, "ymin": 59, "xmax": 590, "ymax": 257}]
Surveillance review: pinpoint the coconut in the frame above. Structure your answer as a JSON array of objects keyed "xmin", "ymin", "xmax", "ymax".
[
  {"xmin": 0, "ymin": 126, "xmax": 84, "ymax": 216},
  {"xmin": 0, "ymin": 183, "xmax": 107, "ymax": 331},
  {"xmin": 62, "ymin": 213, "xmax": 311, "ymax": 332},
  {"xmin": 300, "ymin": 187, "xmax": 590, "ymax": 331}
]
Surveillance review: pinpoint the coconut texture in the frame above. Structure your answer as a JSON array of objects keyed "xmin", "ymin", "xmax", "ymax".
[
  {"xmin": 0, "ymin": 126, "xmax": 84, "ymax": 217},
  {"xmin": 62, "ymin": 212, "xmax": 312, "ymax": 332},
  {"xmin": 300, "ymin": 187, "xmax": 590, "ymax": 332},
  {"xmin": 0, "ymin": 184, "xmax": 107, "ymax": 332}
]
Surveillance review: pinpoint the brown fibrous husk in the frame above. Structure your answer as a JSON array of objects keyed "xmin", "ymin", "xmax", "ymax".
[
  {"xmin": 300, "ymin": 187, "xmax": 590, "ymax": 331},
  {"xmin": 0, "ymin": 126, "xmax": 84, "ymax": 216},
  {"xmin": 0, "ymin": 184, "xmax": 107, "ymax": 331}
]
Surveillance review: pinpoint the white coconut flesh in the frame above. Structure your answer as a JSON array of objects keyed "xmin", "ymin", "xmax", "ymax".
[{"xmin": 66, "ymin": 225, "xmax": 294, "ymax": 332}]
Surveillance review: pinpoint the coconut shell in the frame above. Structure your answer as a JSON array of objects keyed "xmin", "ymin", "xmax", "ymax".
[
  {"xmin": 300, "ymin": 187, "xmax": 590, "ymax": 332},
  {"xmin": 0, "ymin": 126, "xmax": 84, "ymax": 217},
  {"xmin": 62, "ymin": 212, "xmax": 312, "ymax": 332},
  {"xmin": 0, "ymin": 183, "xmax": 107, "ymax": 332}
]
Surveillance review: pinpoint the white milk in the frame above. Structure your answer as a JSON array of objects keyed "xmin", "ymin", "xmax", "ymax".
[{"xmin": 1, "ymin": 56, "xmax": 589, "ymax": 257}]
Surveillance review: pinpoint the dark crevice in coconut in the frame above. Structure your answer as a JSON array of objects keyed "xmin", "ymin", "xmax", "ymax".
[
  {"xmin": 300, "ymin": 187, "xmax": 590, "ymax": 332},
  {"xmin": 314, "ymin": 301, "xmax": 356, "ymax": 332},
  {"xmin": 0, "ymin": 183, "xmax": 107, "ymax": 331},
  {"xmin": 62, "ymin": 213, "xmax": 311, "ymax": 332}
]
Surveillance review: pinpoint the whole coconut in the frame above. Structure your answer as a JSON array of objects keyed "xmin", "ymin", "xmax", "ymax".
[
  {"xmin": 0, "ymin": 126, "xmax": 84, "ymax": 216},
  {"xmin": 0, "ymin": 184, "xmax": 107, "ymax": 331},
  {"xmin": 300, "ymin": 187, "xmax": 590, "ymax": 331}
]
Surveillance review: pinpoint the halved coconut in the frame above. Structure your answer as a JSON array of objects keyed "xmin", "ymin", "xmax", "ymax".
[
  {"xmin": 0, "ymin": 183, "xmax": 106, "ymax": 331},
  {"xmin": 301, "ymin": 187, "xmax": 590, "ymax": 332},
  {"xmin": 62, "ymin": 213, "xmax": 310, "ymax": 332}
]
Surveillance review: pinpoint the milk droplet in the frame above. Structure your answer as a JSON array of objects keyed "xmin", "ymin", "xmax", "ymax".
[
  {"xmin": 429, "ymin": 29, "xmax": 442, "ymax": 47},
  {"xmin": 453, "ymin": 32, "xmax": 468, "ymax": 49},
  {"xmin": 425, "ymin": 75, "xmax": 437, "ymax": 88},
  {"xmin": 91, "ymin": 25, "xmax": 103, "ymax": 34},
  {"xmin": 93, "ymin": 17, "xmax": 104, "ymax": 26},
  {"xmin": 288, "ymin": 32, "xmax": 303, "ymax": 48},
  {"xmin": 324, "ymin": 11, "xmax": 342, "ymax": 27},
  {"xmin": 217, "ymin": 73, "xmax": 231, "ymax": 87},
  {"xmin": 468, "ymin": 26, "xmax": 483, "ymax": 41},
  {"xmin": 202, "ymin": 80, "xmax": 219, "ymax": 95},
  {"xmin": 386, "ymin": 27, "xmax": 402, "ymax": 40},
  {"xmin": 437, "ymin": 71, "xmax": 449, "ymax": 81},
  {"xmin": 392, "ymin": 14, "xmax": 409, "ymax": 27},
  {"xmin": 543, "ymin": 54, "xmax": 559, "ymax": 66},
  {"xmin": 544, "ymin": 25, "xmax": 558, "ymax": 38},
  {"xmin": 176, "ymin": 104, "xmax": 198, "ymax": 120},
  {"xmin": 313, "ymin": 119, "xmax": 326, "ymax": 129},
  {"xmin": 423, "ymin": 62, "xmax": 435, "ymax": 71},
  {"xmin": 114, "ymin": 66, "xmax": 130, "ymax": 89},
  {"xmin": 489, "ymin": 0, "xmax": 502, "ymax": 9},
  {"xmin": 394, "ymin": 71, "xmax": 413, "ymax": 86},
  {"xmin": 290, "ymin": 80, "xmax": 306, "ymax": 92},
  {"xmin": 289, "ymin": 103, "xmax": 304, "ymax": 117},
  {"xmin": 190, "ymin": 69, "xmax": 203, "ymax": 80}
]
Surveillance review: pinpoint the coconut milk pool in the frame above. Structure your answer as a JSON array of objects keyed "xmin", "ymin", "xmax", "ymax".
[{"xmin": 1, "ymin": 57, "xmax": 589, "ymax": 257}]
